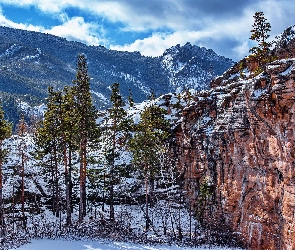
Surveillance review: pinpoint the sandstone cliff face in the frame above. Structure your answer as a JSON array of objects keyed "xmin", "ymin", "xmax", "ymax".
[{"xmin": 174, "ymin": 58, "xmax": 295, "ymax": 249}]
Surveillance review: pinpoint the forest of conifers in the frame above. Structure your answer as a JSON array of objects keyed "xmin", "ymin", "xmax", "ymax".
[{"xmin": 0, "ymin": 54, "xmax": 241, "ymax": 249}]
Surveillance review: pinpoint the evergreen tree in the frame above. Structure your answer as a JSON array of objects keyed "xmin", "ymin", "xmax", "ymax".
[
  {"xmin": 128, "ymin": 104, "xmax": 170, "ymax": 230},
  {"xmin": 60, "ymin": 86, "xmax": 79, "ymax": 225},
  {"xmin": 102, "ymin": 83, "xmax": 132, "ymax": 220},
  {"xmin": 72, "ymin": 54, "xmax": 99, "ymax": 222},
  {"xmin": 0, "ymin": 104, "xmax": 12, "ymax": 236},
  {"xmin": 128, "ymin": 89, "xmax": 135, "ymax": 108},
  {"xmin": 35, "ymin": 55, "xmax": 98, "ymax": 223},
  {"xmin": 249, "ymin": 11, "xmax": 273, "ymax": 70},
  {"xmin": 35, "ymin": 87, "xmax": 63, "ymax": 217}
]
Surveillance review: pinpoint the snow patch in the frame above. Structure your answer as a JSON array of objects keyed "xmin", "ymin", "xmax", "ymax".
[
  {"xmin": 15, "ymin": 239, "xmax": 242, "ymax": 250},
  {"xmin": 0, "ymin": 44, "xmax": 22, "ymax": 58},
  {"xmin": 280, "ymin": 65, "xmax": 293, "ymax": 76},
  {"xmin": 252, "ymin": 88, "xmax": 267, "ymax": 98}
]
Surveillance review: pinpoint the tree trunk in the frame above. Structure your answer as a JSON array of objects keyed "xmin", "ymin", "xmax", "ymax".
[
  {"xmin": 102, "ymin": 173, "xmax": 105, "ymax": 212},
  {"xmin": 109, "ymin": 173, "xmax": 114, "ymax": 220},
  {"xmin": 109, "ymin": 128, "xmax": 116, "ymax": 221},
  {"xmin": 0, "ymin": 159, "xmax": 4, "ymax": 237},
  {"xmin": 79, "ymin": 138, "xmax": 87, "ymax": 222},
  {"xmin": 21, "ymin": 151, "xmax": 25, "ymax": 228},
  {"xmin": 145, "ymin": 163, "xmax": 149, "ymax": 231},
  {"xmin": 53, "ymin": 144, "xmax": 59, "ymax": 217},
  {"xmin": 69, "ymin": 150, "xmax": 73, "ymax": 213},
  {"xmin": 12, "ymin": 185, "xmax": 15, "ymax": 232},
  {"xmin": 51, "ymin": 157, "xmax": 55, "ymax": 214},
  {"xmin": 64, "ymin": 142, "xmax": 71, "ymax": 226}
]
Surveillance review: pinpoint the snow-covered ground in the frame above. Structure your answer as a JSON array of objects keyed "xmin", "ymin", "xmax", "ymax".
[{"xmin": 14, "ymin": 239, "xmax": 242, "ymax": 250}]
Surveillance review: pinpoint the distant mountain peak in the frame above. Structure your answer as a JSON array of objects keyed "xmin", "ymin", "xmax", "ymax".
[{"xmin": 161, "ymin": 43, "xmax": 234, "ymax": 91}]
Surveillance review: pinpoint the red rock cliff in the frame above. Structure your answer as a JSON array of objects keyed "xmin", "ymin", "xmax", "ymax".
[{"xmin": 174, "ymin": 57, "xmax": 295, "ymax": 249}]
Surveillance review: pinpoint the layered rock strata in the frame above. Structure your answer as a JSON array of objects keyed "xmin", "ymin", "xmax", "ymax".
[{"xmin": 174, "ymin": 58, "xmax": 295, "ymax": 249}]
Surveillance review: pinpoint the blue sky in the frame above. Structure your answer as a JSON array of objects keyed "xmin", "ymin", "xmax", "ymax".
[{"xmin": 0, "ymin": 0, "xmax": 294, "ymax": 61}]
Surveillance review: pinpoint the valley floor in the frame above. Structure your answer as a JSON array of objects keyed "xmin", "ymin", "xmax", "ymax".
[{"xmin": 13, "ymin": 239, "xmax": 243, "ymax": 250}]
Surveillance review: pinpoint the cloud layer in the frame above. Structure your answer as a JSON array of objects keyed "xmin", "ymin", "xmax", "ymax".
[{"xmin": 0, "ymin": 0, "xmax": 294, "ymax": 61}]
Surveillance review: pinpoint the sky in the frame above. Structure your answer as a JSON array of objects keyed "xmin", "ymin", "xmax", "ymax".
[{"xmin": 0, "ymin": 0, "xmax": 294, "ymax": 61}]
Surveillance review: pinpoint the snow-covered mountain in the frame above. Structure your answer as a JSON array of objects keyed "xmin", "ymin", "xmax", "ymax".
[
  {"xmin": 161, "ymin": 42, "xmax": 233, "ymax": 91},
  {"xmin": 0, "ymin": 26, "xmax": 234, "ymax": 126}
]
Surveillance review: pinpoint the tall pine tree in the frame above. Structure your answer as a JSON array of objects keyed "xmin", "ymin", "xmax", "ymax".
[
  {"xmin": 60, "ymin": 86, "xmax": 79, "ymax": 225},
  {"xmin": 103, "ymin": 82, "xmax": 132, "ymax": 220},
  {"xmin": 72, "ymin": 54, "xmax": 99, "ymax": 222},
  {"xmin": 249, "ymin": 11, "xmax": 273, "ymax": 71}
]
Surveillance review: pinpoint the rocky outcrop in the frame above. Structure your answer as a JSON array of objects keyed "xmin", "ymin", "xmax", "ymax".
[
  {"xmin": 274, "ymin": 25, "xmax": 295, "ymax": 60},
  {"xmin": 174, "ymin": 57, "xmax": 295, "ymax": 249}
]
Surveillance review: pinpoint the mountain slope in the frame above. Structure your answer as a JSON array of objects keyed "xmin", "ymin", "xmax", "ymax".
[
  {"xmin": 161, "ymin": 42, "xmax": 233, "ymax": 91},
  {"xmin": 0, "ymin": 26, "xmax": 234, "ymax": 125}
]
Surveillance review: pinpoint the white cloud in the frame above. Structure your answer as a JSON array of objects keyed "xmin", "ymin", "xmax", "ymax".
[
  {"xmin": 0, "ymin": 7, "xmax": 107, "ymax": 47},
  {"xmin": 110, "ymin": 30, "xmax": 216, "ymax": 57},
  {"xmin": 232, "ymin": 41, "xmax": 251, "ymax": 59},
  {"xmin": 111, "ymin": 33, "xmax": 172, "ymax": 57},
  {"xmin": 46, "ymin": 16, "xmax": 106, "ymax": 46},
  {"xmin": 0, "ymin": 0, "xmax": 294, "ymax": 34},
  {"xmin": 0, "ymin": 8, "xmax": 44, "ymax": 32},
  {"xmin": 0, "ymin": 0, "xmax": 82, "ymax": 13},
  {"xmin": 0, "ymin": 0, "xmax": 184, "ymax": 31},
  {"xmin": 110, "ymin": 16, "xmax": 255, "ymax": 58}
]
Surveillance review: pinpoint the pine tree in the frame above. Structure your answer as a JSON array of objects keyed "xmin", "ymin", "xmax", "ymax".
[
  {"xmin": 35, "ymin": 87, "xmax": 63, "ymax": 217},
  {"xmin": 72, "ymin": 54, "xmax": 99, "ymax": 222},
  {"xmin": 103, "ymin": 82, "xmax": 132, "ymax": 220},
  {"xmin": 0, "ymin": 104, "xmax": 12, "ymax": 236},
  {"xmin": 35, "ymin": 55, "xmax": 98, "ymax": 223},
  {"xmin": 249, "ymin": 11, "xmax": 273, "ymax": 70},
  {"xmin": 128, "ymin": 104, "xmax": 170, "ymax": 230},
  {"xmin": 60, "ymin": 86, "xmax": 79, "ymax": 225},
  {"xmin": 128, "ymin": 89, "xmax": 135, "ymax": 108}
]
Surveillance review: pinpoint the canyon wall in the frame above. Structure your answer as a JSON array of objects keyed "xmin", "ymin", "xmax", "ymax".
[{"xmin": 174, "ymin": 58, "xmax": 295, "ymax": 249}]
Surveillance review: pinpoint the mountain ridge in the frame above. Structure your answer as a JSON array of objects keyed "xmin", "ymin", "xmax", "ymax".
[{"xmin": 0, "ymin": 26, "xmax": 234, "ymax": 126}]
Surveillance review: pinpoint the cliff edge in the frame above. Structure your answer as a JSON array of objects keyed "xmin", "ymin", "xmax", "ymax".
[{"xmin": 174, "ymin": 26, "xmax": 295, "ymax": 249}]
